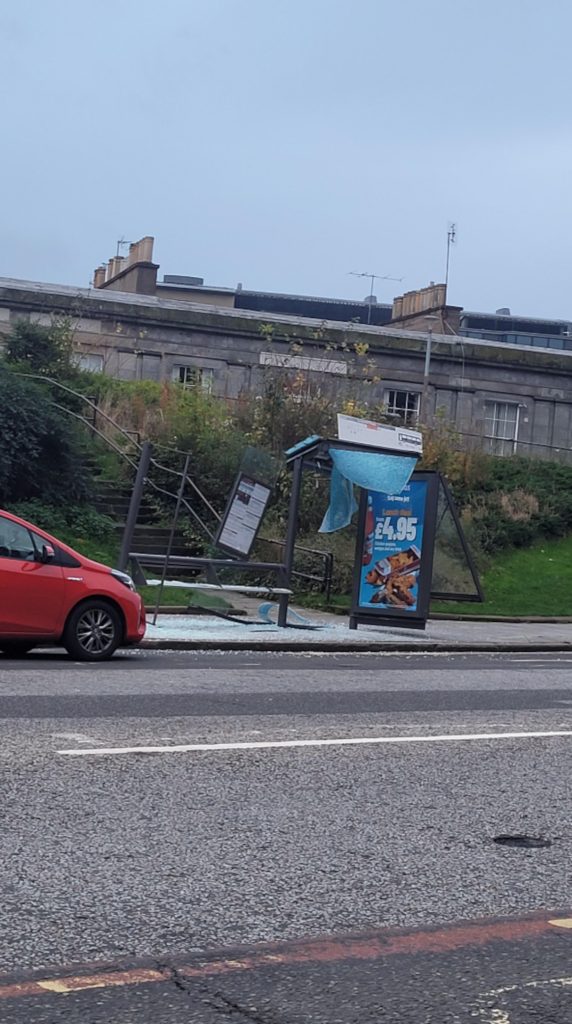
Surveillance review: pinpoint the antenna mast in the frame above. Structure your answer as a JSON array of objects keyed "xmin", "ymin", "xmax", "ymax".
[
  {"xmin": 445, "ymin": 223, "xmax": 456, "ymax": 299},
  {"xmin": 349, "ymin": 270, "xmax": 403, "ymax": 325},
  {"xmin": 116, "ymin": 236, "xmax": 133, "ymax": 257}
]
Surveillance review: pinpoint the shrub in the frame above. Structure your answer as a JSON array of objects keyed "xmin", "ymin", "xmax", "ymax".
[
  {"xmin": 454, "ymin": 456, "xmax": 572, "ymax": 554},
  {"xmin": 7, "ymin": 501, "xmax": 116, "ymax": 543},
  {"xmin": 7, "ymin": 501, "xmax": 118, "ymax": 564}
]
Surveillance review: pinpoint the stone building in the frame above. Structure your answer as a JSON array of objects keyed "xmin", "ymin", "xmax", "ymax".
[{"xmin": 1, "ymin": 270, "xmax": 572, "ymax": 461}]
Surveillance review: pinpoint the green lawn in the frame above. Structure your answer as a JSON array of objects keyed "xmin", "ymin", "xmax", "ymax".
[
  {"xmin": 297, "ymin": 535, "xmax": 572, "ymax": 618},
  {"xmin": 431, "ymin": 534, "xmax": 572, "ymax": 617}
]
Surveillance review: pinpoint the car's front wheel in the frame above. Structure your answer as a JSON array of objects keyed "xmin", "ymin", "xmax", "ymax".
[
  {"xmin": 0, "ymin": 641, "xmax": 35, "ymax": 657},
  {"xmin": 64, "ymin": 601, "xmax": 123, "ymax": 661}
]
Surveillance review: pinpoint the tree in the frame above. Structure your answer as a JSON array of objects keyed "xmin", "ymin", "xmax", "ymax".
[
  {"xmin": 6, "ymin": 317, "xmax": 75, "ymax": 377},
  {"xmin": 0, "ymin": 367, "xmax": 88, "ymax": 505}
]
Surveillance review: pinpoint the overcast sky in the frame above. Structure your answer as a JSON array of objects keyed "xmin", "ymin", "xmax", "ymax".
[{"xmin": 1, "ymin": 0, "xmax": 570, "ymax": 318}]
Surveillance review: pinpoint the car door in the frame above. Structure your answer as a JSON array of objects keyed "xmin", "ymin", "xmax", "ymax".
[{"xmin": 0, "ymin": 516, "xmax": 66, "ymax": 636}]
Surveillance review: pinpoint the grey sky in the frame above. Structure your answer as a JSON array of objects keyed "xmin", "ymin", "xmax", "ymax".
[{"xmin": 1, "ymin": 0, "xmax": 570, "ymax": 318}]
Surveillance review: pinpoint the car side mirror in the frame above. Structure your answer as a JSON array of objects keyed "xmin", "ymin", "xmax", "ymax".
[{"xmin": 41, "ymin": 544, "xmax": 55, "ymax": 563}]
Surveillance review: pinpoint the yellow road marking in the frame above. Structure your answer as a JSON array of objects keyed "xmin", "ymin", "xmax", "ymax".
[
  {"xmin": 37, "ymin": 980, "xmax": 75, "ymax": 993},
  {"xmin": 36, "ymin": 968, "xmax": 164, "ymax": 994},
  {"xmin": 549, "ymin": 918, "xmax": 572, "ymax": 929}
]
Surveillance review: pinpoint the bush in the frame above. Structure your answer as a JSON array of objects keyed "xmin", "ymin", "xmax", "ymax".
[
  {"xmin": 8, "ymin": 501, "xmax": 116, "ymax": 542},
  {"xmin": 8, "ymin": 501, "xmax": 117, "ymax": 564},
  {"xmin": 454, "ymin": 457, "xmax": 572, "ymax": 554}
]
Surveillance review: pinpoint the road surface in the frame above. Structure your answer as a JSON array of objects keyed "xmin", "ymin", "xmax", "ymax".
[{"xmin": 1, "ymin": 649, "xmax": 571, "ymax": 1021}]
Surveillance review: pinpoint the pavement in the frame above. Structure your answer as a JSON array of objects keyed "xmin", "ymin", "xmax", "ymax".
[
  {"xmin": 144, "ymin": 607, "xmax": 572, "ymax": 650},
  {"xmin": 1, "ymin": 647, "xmax": 572, "ymax": 1021}
]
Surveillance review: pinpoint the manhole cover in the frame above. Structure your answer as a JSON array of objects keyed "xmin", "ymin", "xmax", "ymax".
[{"xmin": 493, "ymin": 834, "xmax": 552, "ymax": 849}]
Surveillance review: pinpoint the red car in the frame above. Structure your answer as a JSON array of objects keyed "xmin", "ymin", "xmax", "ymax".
[{"xmin": 0, "ymin": 508, "xmax": 146, "ymax": 661}]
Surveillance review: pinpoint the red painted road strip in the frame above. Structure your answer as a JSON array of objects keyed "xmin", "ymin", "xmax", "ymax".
[
  {"xmin": 0, "ymin": 913, "xmax": 569, "ymax": 1000},
  {"xmin": 177, "ymin": 915, "xmax": 567, "ymax": 978}
]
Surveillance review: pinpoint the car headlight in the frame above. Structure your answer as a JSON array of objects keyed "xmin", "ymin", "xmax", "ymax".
[{"xmin": 111, "ymin": 569, "xmax": 136, "ymax": 592}]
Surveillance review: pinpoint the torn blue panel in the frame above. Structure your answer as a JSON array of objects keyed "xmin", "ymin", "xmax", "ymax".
[
  {"xmin": 330, "ymin": 449, "xmax": 417, "ymax": 494},
  {"xmin": 319, "ymin": 466, "xmax": 358, "ymax": 533},
  {"xmin": 319, "ymin": 449, "xmax": 418, "ymax": 533}
]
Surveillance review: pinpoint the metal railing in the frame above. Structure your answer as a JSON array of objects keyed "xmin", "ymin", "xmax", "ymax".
[
  {"xmin": 260, "ymin": 539, "xmax": 334, "ymax": 602},
  {"xmin": 454, "ymin": 429, "xmax": 572, "ymax": 465}
]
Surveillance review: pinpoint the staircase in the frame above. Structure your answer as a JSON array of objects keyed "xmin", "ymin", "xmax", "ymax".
[{"xmin": 92, "ymin": 482, "xmax": 194, "ymax": 559}]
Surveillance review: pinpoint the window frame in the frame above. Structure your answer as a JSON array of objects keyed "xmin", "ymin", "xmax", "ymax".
[
  {"xmin": 385, "ymin": 388, "xmax": 420, "ymax": 426},
  {"xmin": 76, "ymin": 352, "xmax": 104, "ymax": 374},
  {"xmin": 483, "ymin": 400, "xmax": 520, "ymax": 456},
  {"xmin": 172, "ymin": 365, "xmax": 214, "ymax": 393}
]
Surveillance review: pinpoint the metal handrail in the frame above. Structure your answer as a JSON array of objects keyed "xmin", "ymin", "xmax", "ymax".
[
  {"xmin": 11, "ymin": 370, "xmax": 219, "ymax": 537},
  {"xmin": 259, "ymin": 538, "xmax": 334, "ymax": 601}
]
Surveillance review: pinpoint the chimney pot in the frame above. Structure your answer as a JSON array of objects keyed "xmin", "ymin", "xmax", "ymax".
[{"xmin": 139, "ymin": 236, "xmax": 154, "ymax": 262}]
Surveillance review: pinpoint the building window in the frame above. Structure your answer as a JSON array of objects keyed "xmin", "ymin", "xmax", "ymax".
[
  {"xmin": 76, "ymin": 353, "xmax": 104, "ymax": 373},
  {"xmin": 483, "ymin": 401, "xmax": 519, "ymax": 456},
  {"xmin": 172, "ymin": 365, "xmax": 214, "ymax": 393},
  {"xmin": 385, "ymin": 389, "xmax": 420, "ymax": 425}
]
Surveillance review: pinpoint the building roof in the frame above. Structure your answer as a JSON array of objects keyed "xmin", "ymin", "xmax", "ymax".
[
  {"xmin": 463, "ymin": 309, "xmax": 571, "ymax": 328},
  {"xmin": 156, "ymin": 281, "xmax": 236, "ymax": 295},
  {"xmin": 238, "ymin": 288, "xmax": 392, "ymax": 309},
  {"xmin": 1, "ymin": 276, "xmax": 572, "ymax": 365}
]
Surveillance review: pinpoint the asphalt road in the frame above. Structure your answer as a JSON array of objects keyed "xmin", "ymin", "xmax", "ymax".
[{"xmin": 1, "ymin": 649, "xmax": 571, "ymax": 1022}]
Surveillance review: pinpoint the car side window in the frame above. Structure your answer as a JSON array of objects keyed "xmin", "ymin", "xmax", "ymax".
[
  {"xmin": 0, "ymin": 517, "xmax": 36, "ymax": 562},
  {"xmin": 52, "ymin": 543, "xmax": 82, "ymax": 569},
  {"xmin": 28, "ymin": 531, "xmax": 82, "ymax": 569}
]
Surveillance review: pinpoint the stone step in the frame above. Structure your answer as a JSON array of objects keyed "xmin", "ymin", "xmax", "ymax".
[
  {"xmin": 114, "ymin": 524, "xmax": 186, "ymax": 536},
  {"xmin": 129, "ymin": 544, "xmax": 192, "ymax": 557},
  {"xmin": 94, "ymin": 502, "xmax": 136, "ymax": 516},
  {"xmin": 113, "ymin": 524, "xmax": 191, "ymax": 552},
  {"xmin": 92, "ymin": 483, "xmax": 135, "ymax": 497},
  {"xmin": 93, "ymin": 496, "xmax": 156, "ymax": 520}
]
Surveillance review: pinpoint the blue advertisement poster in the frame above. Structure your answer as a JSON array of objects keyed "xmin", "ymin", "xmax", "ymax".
[{"xmin": 358, "ymin": 480, "xmax": 428, "ymax": 613}]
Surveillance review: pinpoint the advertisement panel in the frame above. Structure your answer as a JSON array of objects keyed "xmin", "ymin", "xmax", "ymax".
[
  {"xmin": 358, "ymin": 480, "xmax": 427, "ymax": 613},
  {"xmin": 351, "ymin": 472, "xmax": 438, "ymax": 630},
  {"xmin": 215, "ymin": 474, "xmax": 272, "ymax": 557}
]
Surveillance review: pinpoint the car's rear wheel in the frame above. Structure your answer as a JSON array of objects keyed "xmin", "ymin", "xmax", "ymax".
[
  {"xmin": 0, "ymin": 641, "xmax": 35, "ymax": 657},
  {"xmin": 64, "ymin": 601, "xmax": 123, "ymax": 661}
]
